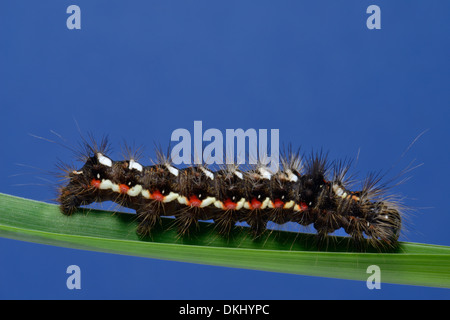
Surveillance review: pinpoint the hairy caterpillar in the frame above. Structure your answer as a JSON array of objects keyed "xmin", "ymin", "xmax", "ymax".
[{"xmin": 56, "ymin": 135, "xmax": 405, "ymax": 250}]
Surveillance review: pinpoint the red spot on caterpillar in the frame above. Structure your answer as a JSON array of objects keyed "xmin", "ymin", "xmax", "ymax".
[
  {"xmin": 188, "ymin": 195, "xmax": 202, "ymax": 207},
  {"xmin": 152, "ymin": 190, "xmax": 164, "ymax": 201},
  {"xmin": 299, "ymin": 202, "xmax": 308, "ymax": 211},
  {"xmin": 223, "ymin": 199, "xmax": 237, "ymax": 210},
  {"xmin": 250, "ymin": 198, "xmax": 262, "ymax": 209},
  {"xmin": 273, "ymin": 199, "xmax": 284, "ymax": 208},
  {"xmin": 91, "ymin": 179, "xmax": 101, "ymax": 188},
  {"xmin": 119, "ymin": 184, "xmax": 130, "ymax": 194}
]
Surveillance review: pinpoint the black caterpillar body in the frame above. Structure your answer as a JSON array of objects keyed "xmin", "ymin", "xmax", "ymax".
[{"xmin": 57, "ymin": 138, "xmax": 402, "ymax": 248}]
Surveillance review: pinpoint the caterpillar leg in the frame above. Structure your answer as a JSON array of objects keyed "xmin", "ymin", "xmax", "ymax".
[
  {"xmin": 174, "ymin": 207, "xmax": 209, "ymax": 236},
  {"xmin": 213, "ymin": 210, "xmax": 237, "ymax": 236},
  {"xmin": 245, "ymin": 210, "xmax": 268, "ymax": 238},
  {"xmin": 58, "ymin": 185, "xmax": 96, "ymax": 215},
  {"xmin": 136, "ymin": 207, "xmax": 161, "ymax": 236}
]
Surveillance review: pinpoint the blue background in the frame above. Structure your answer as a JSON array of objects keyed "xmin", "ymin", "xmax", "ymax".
[{"xmin": 1, "ymin": 0, "xmax": 449, "ymax": 299}]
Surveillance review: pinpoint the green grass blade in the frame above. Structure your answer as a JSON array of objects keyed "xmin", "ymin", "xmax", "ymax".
[{"xmin": 0, "ymin": 192, "xmax": 449, "ymax": 288}]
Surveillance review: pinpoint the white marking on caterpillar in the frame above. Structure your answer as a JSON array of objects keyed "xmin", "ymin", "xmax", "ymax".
[
  {"xmin": 286, "ymin": 170, "xmax": 298, "ymax": 182},
  {"xmin": 234, "ymin": 171, "xmax": 244, "ymax": 180},
  {"xmin": 236, "ymin": 198, "xmax": 246, "ymax": 210},
  {"xmin": 200, "ymin": 196, "xmax": 216, "ymax": 208},
  {"xmin": 141, "ymin": 189, "xmax": 151, "ymax": 199},
  {"xmin": 178, "ymin": 196, "xmax": 188, "ymax": 205},
  {"xmin": 259, "ymin": 167, "xmax": 272, "ymax": 180},
  {"xmin": 72, "ymin": 170, "xmax": 83, "ymax": 175},
  {"xmin": 97, "ymin": 153, "xmax": 112, "ymax": 167},
  {"xmin": 127, "ymin": 184, "xmax": 143, "ymax": 197},
  {"xmin": 111, "ymin": 183, "xmax": 120, "ymax": 193},
  {"xmin": 214, "ymin": 200, "xmax": 224, "ymax": 209},
  {"xmin": 165, "ymin": 164, "xmax": 179, "ymax": 176},
  {"xmin": 284, "ymin": 200, "xmax": 295, "ymax": 209},
  {"xmin": 129, "ymin": 159, "xmax": 143, "ymax": 172},
  {"xmin": 200, "ymin": 167, "xmax": 214, "ymax": 180},
  {"xmin": 99, "ymin": 179, "xmax": 113, "ymax": 190},
  {"xmin": 261, "ymin": 197, "xmax": 270, "ymax": 209},
  {"xmin": 163, "ymin": 192, "xmax": 179, "ymax": 203},
  {"xmin": 332, "ymin": 184, "xmax": 348, "ymax": 198}
]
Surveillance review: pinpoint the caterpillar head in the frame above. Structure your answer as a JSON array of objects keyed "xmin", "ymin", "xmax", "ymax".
[{"xmin": 58, "ymin": 153, "xmax": 111, "ymax": 215}]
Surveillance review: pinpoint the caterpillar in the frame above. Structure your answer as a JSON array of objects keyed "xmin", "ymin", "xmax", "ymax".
[{"xmin": 55, "ymin": 135, "xmax": 404, "ymax": 250}]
